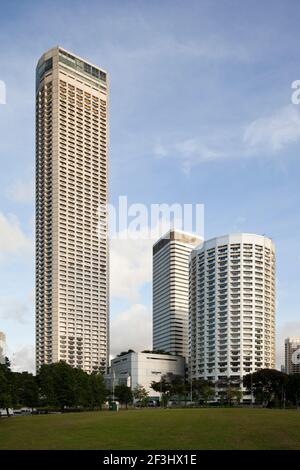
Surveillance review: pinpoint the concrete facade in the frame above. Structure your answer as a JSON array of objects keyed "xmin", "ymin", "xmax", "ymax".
[
  {"xmin": 153, "ymin": 229, "xmax": 202, "ymax": 360},
  {"xmin": 36, "ymin": 47, "xmax": 109, "ymax": 373},
  {"xmin": 110, "ymin": 351, "xmax": 185, "ymax": 398},
  {"xmin": 189, "ymin": 233, "xmax": 276, "ymax": 391}
]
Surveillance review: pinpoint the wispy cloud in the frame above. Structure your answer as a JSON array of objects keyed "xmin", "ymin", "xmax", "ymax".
[
  {"xmin": 154, "ymin": 138, "xmax": 226, "ymax": 174},
  {"xmin": 110, "ymin": 219, "xmax": 180, "ymax": 302},
  {"xmin": 0, "ymin": 291, "xmax": 34, "ymax": 324},
  {"xmin": 6, "ymin": 178, "xmax": 35, "ymax": 204},
  {"xmin": 0, "ymin": 211, "xmax": 33, "ymax": 262},
  {"xmin": 244, "ymin": 105, "xmax": 300, "ymax": 153},
  {"xmin": 155, "ymin": 105, "xmax": 300, "ymax": 173},
  {"xmin": 9, "ymin": 344, "xmax": 35, "ymax": 373}
]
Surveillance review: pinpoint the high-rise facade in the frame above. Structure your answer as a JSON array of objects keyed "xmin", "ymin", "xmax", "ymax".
[
  {"xmin": 189, "ymin": 233, "xmax": 276, "ymax": 391},
  {"xmin": 285, "ymin": 337, "xmax": 300, "ymax": 374},
  {"xmin": 36, "ymin": 47, "xmax": 109, "ymax": 373},
  {"xmin": 153, "ymin": 229, "xmax": 202, "ymax": 359}
]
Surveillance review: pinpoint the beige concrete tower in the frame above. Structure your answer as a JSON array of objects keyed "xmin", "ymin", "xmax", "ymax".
[
  {"xmin": 153, "ymin": 229, "xmax": 203, "ymax": 360},
  {"xmin": 36, "ymin": 47, "xmax": 109, "ymax": 373}
]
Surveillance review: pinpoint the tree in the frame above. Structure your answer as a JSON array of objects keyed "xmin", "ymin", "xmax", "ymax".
[
  {"xmin": 151, "ymin": 373, "xmax": 185, "ymax": 407},
  {"xmin": 38, "ymin": 363, "xmax": 57, "ymax": 407},
  {"xmin": 53, "ymin": 361, "xmax": 76, "ymax": 409},
  {"xmin": 215, "ymin": 377, "xmax": 243, "ymax": 406},
  {"xmin": 201, "ymin": 386, "xmax": 215, "ymax": 404},
  {"xmin": 0, "ymin": 357, "xmax": 15, "ymax": 417},
  {"xmin": 151, "ymin": 376, "xmax": 171, "ymax": 407},
  {"xmin": 14, "ymin": 372, "xmax": 39, "ymax": 410},
  {"xmin": 89, "ymin": 373, "xmax": 109, "ymax": 409},
  {"xmin": 191, "ymin": 379, "xmax": 215, "ymax": 404},
  {"xmin": 243, "ymin": 369, "xmax": 287, "ymax": 407},
  {"xmin": 114, "ymin": 384, "xmax": 133, "ymax": 408},
  {"xmin": 286, "ymin": 374, "xmax": 300, "ymax": 408},
  {"xmin": 0, "ymin": 355, "xmax": 110, "ymax": 413},
  {"xmin": 132, "ymin": 384, "xmax": 149, "ymax": 406},
  {"xmin": 225, "ymin": 387, "xmax": 243, "ymax": 405},
  {"xmin": 169, "ymin": 374, "xmax": 186, "ymax": 402},
  {"xmin": 73, "ymin": 368, "xmax": 90, "ymax": 408},
  {"xmin": 0, "ymin": 368, "xmax": 11, "ymax": 416},
  {"xmin": 38, "ymin": 361, "xmax": 76, "ymax": 410}
]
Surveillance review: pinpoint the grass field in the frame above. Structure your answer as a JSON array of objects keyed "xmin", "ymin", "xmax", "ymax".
[{"xmin": 1, "ymin": 408, "xmax": 300, "ymax": 450}]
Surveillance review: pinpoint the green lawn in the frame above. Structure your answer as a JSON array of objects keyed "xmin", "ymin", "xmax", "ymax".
[{"xmin": 1, "ymin": 408, "xmax": 300, "ymax": 450}]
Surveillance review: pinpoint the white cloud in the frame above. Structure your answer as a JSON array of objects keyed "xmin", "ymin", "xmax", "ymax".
[
  {"xmin": 155, "ymin": 106, "xmax": 300, "ymax": 174},
  {"xmin": 0, "ymin": 211, "xmax": 33, "ymax": 261},
  {"xmin": 10, "ymin": 345, "xmax": 35, "ymax": 374},
  {"xmin": 0, "ymin": 291, "xmax": 34, "ymax": 324},
  {"xmin": 175, "ymin": 139, "xmax": 225, "ymax": 173},
  {"xmin": 110, "ymin": 238, "xmax": 152, "ymax": 302},
  {"xmin": 6, "ymin": 178, "xmax": 34, "ymax": 204},
  {"xmin": 110, "ymin": 304, "xmax": 152, "ymax": 357},
  {"xmin": 244, "ymin": 105, "xmax": 300, "ymax": 153},
  {"xmin": 154, "ymin": 141, "xmax": 169, "ymax": 158},
  {"xmin": 110, "ymin": 219, "xmax": 185, "ymax": 302},
  {"xmin": 154, "ymin": 137, "xmax": 226, "ymax": 174}
]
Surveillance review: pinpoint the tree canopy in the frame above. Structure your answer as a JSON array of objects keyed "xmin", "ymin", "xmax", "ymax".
[{"xmin": 0, "ymin": 357, "xmax": 109, "ymax": 415}]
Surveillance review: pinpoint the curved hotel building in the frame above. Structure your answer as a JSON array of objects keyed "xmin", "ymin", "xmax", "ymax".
[{"xmin": 189, "ymin": 233, "xmax": 276, "ymax": 391}]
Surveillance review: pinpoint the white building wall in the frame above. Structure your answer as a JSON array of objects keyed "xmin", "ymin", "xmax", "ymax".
[
  {"xmin": 111, "ymin": 352, "xmax": 185, "ymax": 398},
  {"xmin": 153, "ymin": 230, "xmax": 202, "ymax": 360},
  {"xmin": 189, "ymin": 233, "xmax": 276, "ymax": 389}
]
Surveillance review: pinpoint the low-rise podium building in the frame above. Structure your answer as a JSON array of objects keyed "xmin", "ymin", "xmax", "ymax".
[{"xmin": 109, "ymin": 350, "xmax": 185, "ymax": 399}]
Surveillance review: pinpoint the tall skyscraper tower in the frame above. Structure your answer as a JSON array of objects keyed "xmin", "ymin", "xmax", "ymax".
[
  {"xmin": 285, "ymin": 337, "xmax": 300, "ymax": 374},
  {"xmin": 36, "ymin": 47, "xmax": 109, "ymax": 373},
  {"xmin": 189, "ymin": 233, "xmax": 276, "ymax": 395},
  {"xmin": 152, "ymin": 229, "xmax": 202, "ymax": 359}
]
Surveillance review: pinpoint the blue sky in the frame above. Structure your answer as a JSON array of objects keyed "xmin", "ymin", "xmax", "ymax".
[{"xmin": 0, "ymin": 0, "xmax": 300, "ymax": 370}]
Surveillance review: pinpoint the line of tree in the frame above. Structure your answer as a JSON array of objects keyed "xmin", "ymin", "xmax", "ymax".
[
  {"xmin": 2, "ymin": 358, "xmax": 300, "ymax": 414},
  {"xmin": 113, "ymin": 384, "xmax": 150, "ymax": 408},
  {"xmin": 0, "ymin": 357, "xmax": 109, "ymax": 417},
  {"xmin": 151, "ymin": 370, "xmax": 300, "ymax": 408},
  {"xmin": 151, "ymin": 373, "xmax": 216, "ymax": 407},
  {"xmin": 243, "ymin": 369, "xmax": 300, "ymax": 408}
]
